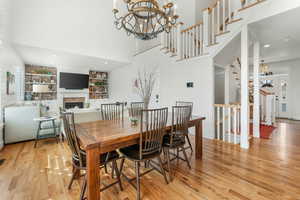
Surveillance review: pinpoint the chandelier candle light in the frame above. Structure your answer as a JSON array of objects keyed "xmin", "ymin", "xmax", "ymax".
[{"xmin": 112, "ymin": 0, "xmax": 179, "ymax": 40}]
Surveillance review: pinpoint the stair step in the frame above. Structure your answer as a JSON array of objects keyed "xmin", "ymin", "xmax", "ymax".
[
  {"xmin": 215, "ymin": 31, "xmax": 230, "ymax": 37},
  {"xmin": 238, "ymin": 0, "xmax": 267, "ymax": 12},
  {"xmin": 207, "ymin": 42, "xmax": 219, "ymax": 47},
  {"xmin": 226, "ymin": 18, "xmax": 243, "ymax": 25}
]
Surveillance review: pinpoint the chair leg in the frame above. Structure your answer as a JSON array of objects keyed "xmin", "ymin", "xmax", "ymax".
[
  {"xmin": 68, "ymin": 168, "xmax": 79, "ymax": 190},
  {"xmin": 157, "ymin": 156, "xmax": 168, "ymax": 184},
  {"xmin": 104, "ymin": 164, "xmax": 108, "ymax": 174},
  {"xmin": 113, "ymin": 160, "xmax": 123, "ymax": 191},
  {"xmin": 166, "ymin": 148, "xmax": 172, "ymax": 181},
  {"xmin": 182, "ymin": 147, "xmax": 191, "ymax": 169},
  {"xmin": 135, "ymin": 162, "xmax": 141, "ymax": 200},
  {"xmin": 111, "ymin": 160, "xmax": 116, "ymax": 178},
  {"xmin": 186, "ymin": 134, "xmax": 193, "ymax": 152},
  {"xmin": 80, "ymin": 175, "xmax": 87, "ymax": 200},
  {"xmin": 120, "ymin": 158, "xmax": 125, "ymax": 173}
]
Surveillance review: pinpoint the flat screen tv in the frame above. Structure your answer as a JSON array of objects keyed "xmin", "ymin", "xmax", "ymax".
[{"xmin": 59, "ymin": 72, "xmax": 89, "ymax": 89}]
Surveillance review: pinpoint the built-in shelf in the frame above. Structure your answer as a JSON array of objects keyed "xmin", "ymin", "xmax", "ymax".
[
  {"xmin": 25, "ymin": 82, "xmax": 56, "ymax": 85},
  {"xmin": 25, "ymin": 73, "xmax": 57, "ymax": 77},
  {"xmin": 25, "ymin": 65, "xmax": 57, "ymax": 101},
  {"xmin": 25, "ymin": 91, "xmax": 57, "ymax": 93},
  {"xmin": 89, "ymin": 71, "xmax": 109, "ymax": 99}
]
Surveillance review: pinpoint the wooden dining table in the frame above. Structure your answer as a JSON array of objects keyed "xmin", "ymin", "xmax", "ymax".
[{"xmin": 76, "ymin": 115, "xmax": 206, "ymax": 200}]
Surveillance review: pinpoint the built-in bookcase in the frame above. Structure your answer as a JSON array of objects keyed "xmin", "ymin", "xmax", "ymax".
[
  {"xmin": 24, "ymin": 65, "xmax": 57, "ymax": 101},
  {"xmin": 89, "ymin": 71, "xmax": 109, "ymax": 99}
]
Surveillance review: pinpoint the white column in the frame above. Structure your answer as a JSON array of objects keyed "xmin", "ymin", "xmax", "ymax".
[
  {"xmin": 240, "ymin": 25, "xmax": 249, "ymax": 149},
  {"xmin": 224, "ymin": 65, "xmax": 230, "ymax": 104},
  {"xmin": 253, "ymin": 41, "xmax": 260, "ymax": 138}
]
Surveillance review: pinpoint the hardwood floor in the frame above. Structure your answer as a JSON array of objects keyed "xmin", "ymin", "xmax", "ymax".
[{"xmin": 1, "ymin": 120, "xmax": 300, "ymax": 200}]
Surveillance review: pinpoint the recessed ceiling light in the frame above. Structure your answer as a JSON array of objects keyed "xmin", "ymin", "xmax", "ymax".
[
  {"xmin": 0, "ymin": 40, "xmax": 3, "ymax": 45},
  {"xmin": 104, "ymin": 61, "xmax": 108, "ymax": 64},
  {"xmin": 264, "ymin": 44, "xmax": 271, "ymax": 48},
  {"xmin": 284, "ymin": 37, "xmax": 291, "ymax": 42}
]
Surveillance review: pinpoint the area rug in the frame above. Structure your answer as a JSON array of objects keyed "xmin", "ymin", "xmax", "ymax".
[
  {"xmin": 250, "ymin": 124, "xmax": 276, "ymax": 139},
  {"xmin": 259, "ymin": 125, "xmax": 276, "ymax": 139}
]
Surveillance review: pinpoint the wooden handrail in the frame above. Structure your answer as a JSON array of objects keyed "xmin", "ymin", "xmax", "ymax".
[{"xmin": 181, "ymin": 22, "xmax": 203, "ymax": 33}]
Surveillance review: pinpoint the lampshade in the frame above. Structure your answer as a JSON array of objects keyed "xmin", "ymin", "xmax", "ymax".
[{"xmin": 32, "ymin": 85, "xmax": 49, "ymax": 93}]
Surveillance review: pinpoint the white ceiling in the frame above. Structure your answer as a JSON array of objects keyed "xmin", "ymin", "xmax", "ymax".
[
  {"xmin": 249, "ymin": 6, "xmax": 300, "ymax": 63},
  {"xmin": 14, "ymin": 44, "xmax": 130, "ymax": 72}
]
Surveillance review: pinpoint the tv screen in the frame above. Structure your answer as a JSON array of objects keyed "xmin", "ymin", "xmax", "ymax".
[{"xmin": 60, "ymin": 72, "xmax": 89, "ymax": 89}]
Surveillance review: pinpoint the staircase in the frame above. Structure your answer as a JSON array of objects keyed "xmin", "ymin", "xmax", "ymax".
[{"xmin": 159, "ymin": 0, "xmax": 267, "ymax": 61}]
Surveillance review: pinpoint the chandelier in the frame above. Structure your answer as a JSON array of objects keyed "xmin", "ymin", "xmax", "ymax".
[
  {"xmin": 260, "ymin": 60, "xmax": 273, "ymax": 76},
  {"xmin": 112, "ymin": 0, "xmax": 179, "ymax": 40}
]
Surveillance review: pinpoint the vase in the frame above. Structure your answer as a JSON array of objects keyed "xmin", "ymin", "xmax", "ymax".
[{"xmin": 143, "ymin": 97, "xmax": 150, "ymax": 109}]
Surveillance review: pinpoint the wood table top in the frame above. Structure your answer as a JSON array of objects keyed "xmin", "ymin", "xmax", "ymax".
[{"xmin": 76, "ymin": 115, "xmax": 205, "ymax": 151}]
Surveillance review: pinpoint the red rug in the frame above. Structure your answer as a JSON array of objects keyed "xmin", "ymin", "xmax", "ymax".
[{"xmin": 250, "ymin": 124, "xmax": 276, "ymax": 139}]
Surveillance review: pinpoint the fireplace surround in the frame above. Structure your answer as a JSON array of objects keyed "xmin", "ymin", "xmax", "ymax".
[{"xmin": 63, "ymin": 97, "xmax": 85, "ymax": 109}]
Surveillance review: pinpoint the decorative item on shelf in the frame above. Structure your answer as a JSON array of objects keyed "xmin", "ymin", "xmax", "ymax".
[
  {"xmin": 6, "ymin": 71, "xmax": 15, "ymax": 95},
  {"xmin": 134, "ymin": 67, "xmax": 157, "ymax": 109},
  {"xmin": 112, "ymin": 0, "xmax": 179, "ymax": 40},
  {"xmin": 260, "ymin": 60, "xmax": 273, "ymax": 76}
]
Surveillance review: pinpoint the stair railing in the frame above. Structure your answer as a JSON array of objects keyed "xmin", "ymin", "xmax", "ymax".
[
  {"xmin": 180, "ymin": 22, "xmax": 204, "ymax": 59},
  {"xmin": 214, "ymin": 104, "xmax": 241, "ymax": 144},
  {"xmin": 207, "ymin": 0, "xmax": 234, "ymax": 46},
  {"xmin": 161, "ymin": 24, "xmax": 179, "ymax": 56}
]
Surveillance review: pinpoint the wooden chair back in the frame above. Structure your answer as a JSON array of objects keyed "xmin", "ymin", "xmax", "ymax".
[
  {"xmin": 176, "ymin": 101, "xmax": 193, "ymax": 113},
  {"xmin": 170, "ymin": 106, "xmax": 192, "ymax": 145},
  {"xmin": 129, "ymin": 102, "xmax": 144, "ymax": 118},
  {"xmin": 139, "ymin": 108, "xmax": 168, "ymax": 160},
  {"xmin": 101, "ymin": 103, "xmax": 124, "ymax": 121},
  {"xmin": 61, "ymin": 112, "xmax": 84, "ymax": 167}
]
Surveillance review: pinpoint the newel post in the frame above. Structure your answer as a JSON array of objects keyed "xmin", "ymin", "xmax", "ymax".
[
  {"xmin": 203, "ymin": 8, "xmax": 210, "ymax": 48},
  {"xmin": 177, "ymin": 22, "xmax": 183, "ymax": 60}
]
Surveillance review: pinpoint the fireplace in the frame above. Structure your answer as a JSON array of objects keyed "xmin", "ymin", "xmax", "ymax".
[{"xmin": 63, "ymin": 97, "xmax": 85, "ymax": 109}]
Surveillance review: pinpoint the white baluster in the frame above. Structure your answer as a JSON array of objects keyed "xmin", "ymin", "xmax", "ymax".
[
  {"xmin": 193, "ymin": 27, "xmax": 196, "ymax": 57},
  {"xmin": 217, "ymin": 106, "xmax": 220, "ymax": 140},
  {"xmin": 222, "ymin": 106, "xmax": 226, "ymax": 142},
  {"xmin": 161, "ymin": 32, "xmax": 164, "ymax": 47},
  {"xmin": 190, "ymin": 31, "xmax": 192, "ymax": 57},
  {"xmin": 200, "ymin": 24, "xmax": 203, "ymax": 55},
  {"xmin": 228, "ymin": 106, "xmax": 231, "ymax": 143},
  {"xmin": 177, "ymin": 24, "xmax": 182, "ymax": 59},
  {"xmin": 228, "ymin": 0, "xmax": 231, "ymax": 21},
  {"xmin": 197, "ymin": 25, "xmax": 200, "ymax": 56},
  {"xmin": 211, "ymin": 7, "xmax": 215, "ymax": 44},
  {"xmin": 223, "ymin": 0, "xmax": 226, "ymax": 32},
  {"xmin": 217, "ymin": 1, "xmax": 220, "ymax": 35},
  {"xmin": 184, "ymin": 32, "xmax": 187, "ymax": 58},
  {"xmin": 233, "ymin": 106, "xmax": 237, "ymax": 144}
]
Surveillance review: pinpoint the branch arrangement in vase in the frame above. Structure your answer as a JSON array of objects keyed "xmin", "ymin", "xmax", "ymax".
[{"xmin": 135, "ymin": 67, "xmax": 157, "ymax": 109}]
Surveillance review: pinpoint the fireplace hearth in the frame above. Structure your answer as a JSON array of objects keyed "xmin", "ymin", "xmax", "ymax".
[{"xmin": 63, "ymin": 97, "xmax": 85, "ymax": 109}]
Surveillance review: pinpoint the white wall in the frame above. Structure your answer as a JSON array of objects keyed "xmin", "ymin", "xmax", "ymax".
[
  {"xmin": 0, "ymin": 45, "xmax": 25, "ymax": 149},
  {"xmin": 10, "ymin": 0, "xmax": 136, "ymax": 63},
  {"xmin": 215, "ymin": 71, "xmax": 225, "ymax": 104},
  {"xmin": 288, "ymin": 62, "xmax": 300, "ymax": 120},
  {"xmin": 110, "ymin": 47, "xmax": 215, "ymax": 139}
]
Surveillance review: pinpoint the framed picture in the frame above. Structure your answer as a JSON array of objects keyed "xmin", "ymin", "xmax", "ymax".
[{"xmin": 7, "ymin": 71, "xmax": 15, "ymax": 95}]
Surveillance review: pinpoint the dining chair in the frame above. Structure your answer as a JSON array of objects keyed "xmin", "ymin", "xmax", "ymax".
[
  {"xmin": 101, "ymin": 102, "xmax": 124, "ymax": 121},
  {"xmin": 119, "ymin": 108, "xmax": 169, "ymax": 200},
  {"xmin": 163, "ymin": 105, "xmax": 192, "ymax": 181},
  {"xmin": 61, "ymin": 111, "xmax": 123, "ymax": 200},
  {"xmin": 129, "ymin": 102, "xmax": 144, "ymax": 118},
  {"xmin": 100, "ymin": 102, "xmax": 124, "ymax": 173},
  {"xmin": 175, "ymin": 101, "xmax": 194, "ymax": 152}
]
